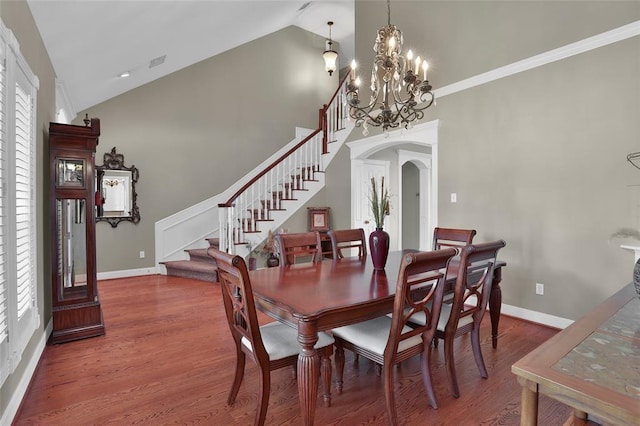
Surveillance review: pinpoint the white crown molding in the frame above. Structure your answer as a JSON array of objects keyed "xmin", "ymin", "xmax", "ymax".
[
  {"xmin": 55, "ymin": 79, "xmax": 77, "ymax": 122},
  {"xmin": 436, "ymin": 20, "xmax": 640, "ymax": 100}
]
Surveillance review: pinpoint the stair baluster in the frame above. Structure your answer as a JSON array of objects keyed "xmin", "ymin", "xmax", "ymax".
[{"xmin": 217, "ymin": 74, "xmax": 350, "ymax": 255}]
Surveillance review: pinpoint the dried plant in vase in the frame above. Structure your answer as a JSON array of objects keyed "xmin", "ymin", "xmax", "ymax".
[
  {"xmin": 370, "ymin": 176, "xmax": 391, "ymax": 229},
  {"xmin": 261, "ymin": 229, "xmax": 279, "ymax": 267},
  {"xmin": 369, "ymin": 176, "xmax": 391, "ymax": 270}
]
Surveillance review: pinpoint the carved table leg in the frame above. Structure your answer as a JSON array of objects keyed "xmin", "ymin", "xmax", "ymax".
[
  {"xmin": 490, "ymin": 266, "xmax": 503, "ymax": 349},
  {"xmin": 297, "ymin": 321, "xmax": 319, "ymax": 426}
]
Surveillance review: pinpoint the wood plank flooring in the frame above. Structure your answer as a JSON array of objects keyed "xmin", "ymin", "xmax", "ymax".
[{"xmin": 14, "ymin": 274, "xmax": 574, "ymax": 425}]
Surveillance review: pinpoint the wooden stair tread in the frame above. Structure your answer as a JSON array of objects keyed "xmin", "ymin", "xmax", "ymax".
[
  {"xmin": 185, "ymin": 248, "xmax": 217, "ymax": 264},
  {"xmin": 162, "ymin": 260, "xmax": 216, "ymax": 272},
  {"xmin": 162, "ymin": 259, "xmax": 218, "ymax": 283}
]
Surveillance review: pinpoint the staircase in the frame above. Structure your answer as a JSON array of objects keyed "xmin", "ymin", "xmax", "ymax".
[
  {"xmin": 162, "ymin": 238, "xmax": 219, "ymax": 282},
  {"xmin": 157, "ymin": 74, "xmax": 353, "ymax": 282}
]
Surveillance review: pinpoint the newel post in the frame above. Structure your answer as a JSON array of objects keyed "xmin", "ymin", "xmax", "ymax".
[{"xmin": 320, "ymin": 105, "xmax": 329, "ymax": 154}]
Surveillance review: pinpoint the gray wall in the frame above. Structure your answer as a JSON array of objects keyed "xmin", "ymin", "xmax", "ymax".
[
  {"xmin": 402, "ymin": 162, "xmax": 420, "ymax": 250},
  {"xmin": 0, "ymin": 0, "xmax": 56, "ymax": 417},
  {"xmin": 77, "ymin": 25, "xmax": 337, "ymax": 272},
  {"xmin": 354, "ymin": 1, "xmax": 640, "ymax": 320}
]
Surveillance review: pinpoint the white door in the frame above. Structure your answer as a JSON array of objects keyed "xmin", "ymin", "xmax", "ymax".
[{"xmin": 351, "ymin": 159, "xmax": 390, "ymax": 241}]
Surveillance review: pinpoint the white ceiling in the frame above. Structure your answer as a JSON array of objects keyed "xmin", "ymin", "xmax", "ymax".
[{"xmin": 27, "ymin": 0, "xmax": 354, "ymax": 114}]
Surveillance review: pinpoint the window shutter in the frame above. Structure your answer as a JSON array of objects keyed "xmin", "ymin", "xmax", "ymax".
[
  {"xmin": 14, "ymin": 80, "xmax": 32, "ymax": 319},
  {"xmin": 0, "ymin": 48, "xmax": 6, "ymax": 345}
]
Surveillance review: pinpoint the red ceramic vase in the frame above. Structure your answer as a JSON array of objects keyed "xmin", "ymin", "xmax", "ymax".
[{"xmin": 369, "ymin": 227, "xmax": 389, "ymax": 270}]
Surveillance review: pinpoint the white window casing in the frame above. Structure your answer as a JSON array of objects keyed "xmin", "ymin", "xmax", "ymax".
[{"xmin": 0, "ymin": 18, "xmax": 40, "ymax": 387}]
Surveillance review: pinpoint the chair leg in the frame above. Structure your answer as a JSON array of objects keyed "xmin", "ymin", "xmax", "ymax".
[
  {"xmin": 383, "ymin": 363, "xmax": 399, "ymax": 426},
  {"xmin": 334, "ymin": 344, "xmax": 345, "ymax": 394},
  {"xmin": 320, "ymin": 350, "xmax": 333, "ymax": 407},
  {"xmin": 444, "ymin": 336, "xmax": 461, "ymax": 398},
  {"xmin": 471, "ymin": 325, "xmax": 488, "ymax": 378},
  {"xmin": 420, "ymin": 349, "xmax": 438, "ymax": 409},
  {"xmin": 255, "ymin": 364, "xmax": 271, "ymax": 426},
  {"xmin": 228, "ymin": 348, "xmax": 246, "ymax": 405}
]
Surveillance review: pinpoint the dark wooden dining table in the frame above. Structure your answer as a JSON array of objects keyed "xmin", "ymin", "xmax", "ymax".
[{"xmin": 248, "ymin": 250, "xmax": 506, "ymax": 426}]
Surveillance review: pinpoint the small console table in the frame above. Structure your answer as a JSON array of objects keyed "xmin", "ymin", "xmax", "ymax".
[{"xmin": 512, "ymin": 282, "xmax": 639, "ymax": 425}]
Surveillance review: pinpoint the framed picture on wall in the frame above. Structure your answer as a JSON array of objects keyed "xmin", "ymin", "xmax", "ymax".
[{"xmin": 308, "ymin": 207, "xmax": 330, "ymax": 232}]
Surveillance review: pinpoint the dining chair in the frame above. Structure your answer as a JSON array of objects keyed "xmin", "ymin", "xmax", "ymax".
[
  {"xmin": 332, "ymin": 248, "xmax": 457, "ymax": 423},
  {"xmin": 327, "ymin": 228, "xmax": 367, "ymax": 259},
  {"xmin": 432, "ymin": 227, "xmax": 477, "ymax": 250},
  {"xmin": 407, "ymin": 240, "xmax": 506, "ymax": 398},
  {"xmin": 207, "ymin": 247, "xmax": 335, "ymax": 425},
  {"xmin": 432, "ymin": 227, "xmax": 477, "ymax": 309},
  {"xmin": 276, "ymin": 231, "xmax": 323, "ymax": 266}
]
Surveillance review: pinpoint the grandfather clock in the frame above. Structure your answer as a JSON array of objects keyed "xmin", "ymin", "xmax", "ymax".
[{"xmin": 49, "ymin": 118, "xmax": 105, "ymax": 344}]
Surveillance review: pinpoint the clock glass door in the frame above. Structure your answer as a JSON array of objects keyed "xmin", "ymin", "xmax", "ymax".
[{"xmin": 56, "ymin": 198, "xmax": 88, "ymax": 300}]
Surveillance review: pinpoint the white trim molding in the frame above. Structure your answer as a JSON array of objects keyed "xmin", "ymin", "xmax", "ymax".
[
  {"xmin": 97, "ymin": 267, "xmax": 158, "ymax": 281},
  {"xmin": 0, "ymin": 319, "xmax": 51, "ymax": 426},
  {"xmin": 501, "ymin": 303, "xmax": 574, "ymax": 330},
  {"xmin": 436, "ymin": 20, "xmax": 640, "ymax": 100},
  {"xmin": 55, "ymin": 79, "xmax": 76, "ymax": 123}
]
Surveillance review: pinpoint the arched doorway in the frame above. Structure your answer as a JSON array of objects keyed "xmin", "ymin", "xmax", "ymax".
[
  {"xmin": 402, "ymin": 161, "xmax": 420, "ymax": 249},
  {"xmin": 346, "ymin": 120, "xmax": 439, "ymax": 251}
]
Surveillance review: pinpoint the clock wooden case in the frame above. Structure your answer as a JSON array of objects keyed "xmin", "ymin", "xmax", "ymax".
[{"xmin": 49, "ymin": 119, "xmax": 105, "ymax": 344}]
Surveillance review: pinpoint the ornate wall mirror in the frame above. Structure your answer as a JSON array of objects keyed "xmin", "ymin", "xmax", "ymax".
[{"xmin": 96, "ymin": 147, "xmax": 140, "ymax": 227}]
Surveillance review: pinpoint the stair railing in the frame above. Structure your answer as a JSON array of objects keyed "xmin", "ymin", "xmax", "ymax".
[{"xmin": 218, "ymin": 73, "xmax": 350, "ymax": 253}]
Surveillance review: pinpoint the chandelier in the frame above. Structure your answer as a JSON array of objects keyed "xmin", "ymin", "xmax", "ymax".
[{"xmin": 347, "ymin": 0, "xmax": 434, "ymax": 134}]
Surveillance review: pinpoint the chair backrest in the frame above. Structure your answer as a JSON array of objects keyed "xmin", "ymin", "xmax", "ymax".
[
  {"xmin": 327, "ymin": 228, "xmax": 367, "ymax": 259},
  {"xmin": 385, "ymin": 248, "xmax": 457, "ymax": 361},
  {"xmin": 445, "ymin": 240, "xmax": 506, "ymax": 334},
  {"xmin": 276, "ymin": 231, "xmax": 323, "ymax": 266},
  {"xmin": 207, "ymin": 247, "xmax": 268, "ymax": 362},
  {"xmin": 432, "ymin": 227, "xmax": 477, "ymax": 250}
]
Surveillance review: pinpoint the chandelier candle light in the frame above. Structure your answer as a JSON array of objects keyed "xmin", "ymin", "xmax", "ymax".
[{"xmin": 347, "ymin": 0, "xmax": 435, "ymax": 135}]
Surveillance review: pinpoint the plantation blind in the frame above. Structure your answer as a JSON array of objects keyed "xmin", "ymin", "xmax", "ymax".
[
  {"xmin": 14, "ymin": 78, "xmax": 33, "ymax": 320},
  {"xmin": 0, "ymin": 41, "xmax": 6, "ymax": 346}
]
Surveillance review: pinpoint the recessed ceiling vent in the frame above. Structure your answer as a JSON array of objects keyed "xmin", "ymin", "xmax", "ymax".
[
  {"xmin": 149, "ymin": 55, "xmax": 166, "ymax": 69},
  {"xmin": 298, "ymin": 2, "xmax": 311, "ymax": 12}
]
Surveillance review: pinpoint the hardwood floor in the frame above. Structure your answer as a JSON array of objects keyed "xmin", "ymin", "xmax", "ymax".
[{"xmin": 14, "ymin": 274, "xmax": 574, "ymax": 425}]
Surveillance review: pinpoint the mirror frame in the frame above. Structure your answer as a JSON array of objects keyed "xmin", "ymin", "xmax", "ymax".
[{"xmin": 96, "ymin": 147, "xmax": 140, "ymax": 227}]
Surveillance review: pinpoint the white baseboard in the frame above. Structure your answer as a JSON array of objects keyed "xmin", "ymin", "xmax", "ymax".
[
  {"xmin": 501, "ymin": 303, "xmax": 573, "ymax": 330},
  {"xmin": 97, "ymin": 267, "xmax": 158, "ymax": 281},
  {"xmin": 1, "ymin": 319, "xmax": 52, "ymax": 426}
]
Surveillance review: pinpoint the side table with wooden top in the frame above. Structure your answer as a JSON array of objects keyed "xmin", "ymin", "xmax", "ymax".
[{"xmin": 512, "ymin": 283, "xmax": 640, "ymax": 425}]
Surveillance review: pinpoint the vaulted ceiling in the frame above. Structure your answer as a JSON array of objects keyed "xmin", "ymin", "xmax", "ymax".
[{"xmin": 27, "ymin": 0, "xmax": 354, "ymax": 114}]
